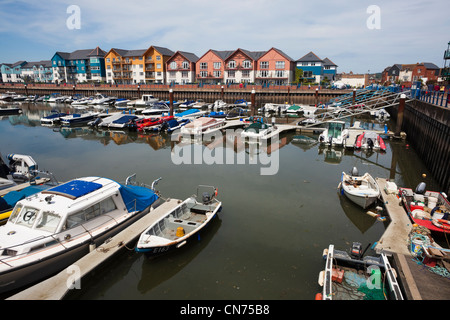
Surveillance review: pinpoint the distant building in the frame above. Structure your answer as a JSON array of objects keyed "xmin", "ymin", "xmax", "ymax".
[
  {"xmin": 254, "ymin": 47, "xmax": 295, "ymax": 86},
  {"xmin": 382, "ymin": 62, "xmax": 440, "ymax": 85},
  {"xmin": 21, "ymin": 60, "xmax": 53, "ymax": 83},
  {"xmin": 166, "ymin": 51, "xmax": 199, "ymax": 84},
  {"xmin": 339, "ymin": 72, "xmax": 368, "ymax": 88},
  {"xmin": 295, "ymin": 52, "xmax": 337, "ymax": 84},
  {"xmin": 51, "ymin": 47, "xmax": 106, "ymax": 84},
  {"xmin": 105, "ymin": 46, "xmax": 174, "ymax": 84},
  {"xmin": 1, "ymin": 61, "xmax": 27, "ymax": 83}
]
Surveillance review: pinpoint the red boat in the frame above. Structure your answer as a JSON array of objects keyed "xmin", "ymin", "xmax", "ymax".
[
  {"xmin": 399, "ymin": 182, "xmax": 450, "ymax": 235},
  {"xmin": 354, "ymin": 131, "xmax": 386, "ymax": 151},
  {"xmin": 135, "ymin": 116, "xmax": 174, "ymax": 132}
]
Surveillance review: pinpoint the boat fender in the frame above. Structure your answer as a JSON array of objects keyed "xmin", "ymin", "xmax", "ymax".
[{"xmin": 315, "ymin": 293, "xmax": 323, "ymax": 300}]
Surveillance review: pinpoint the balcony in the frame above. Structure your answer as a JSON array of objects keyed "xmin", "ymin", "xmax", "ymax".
[{"xmin": 197, "ymin": 73, "xmax": 223, "ymax": 79}]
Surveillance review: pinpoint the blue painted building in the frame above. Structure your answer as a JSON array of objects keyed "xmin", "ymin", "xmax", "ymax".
[
  {"xmin": 21, "ymin": 61, "xmax": 53, "ymax": 83},
  {"xmin": 1, "ymin": 61, "xmax": 27, "ymax": 83},
  {"xmin": 295, "ymin": 52, "xmax": 338, "ymax": 84},
  {"xmin": 51, "ymin": 47, "xmax": 106, "ymax": 84}
]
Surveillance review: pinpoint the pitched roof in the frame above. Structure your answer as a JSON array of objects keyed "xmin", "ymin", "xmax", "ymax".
[
  {"xmin": 270, "ymin": 47, "xmax": 295, "ymax": 61},
  {"xmin": 88, "ymin": 47, "xmax": 106, "ymax": 57},
  {"xmin": 211, "ymin": 50, "xmax": 235, "ymax": 60},
  {"xmin": 22, "ymin": 60, "xmax": 52, "ymax": 69},
  {"xmin": 177, "ymin": 51, "xmax": 200, "ymax": 63},
  {"xmin": 422, "ymin": 62, "xmax": 439, "ymax": 69},
  {"xmin": 296, "ymin": 51, "xmax": 323, "ymax": 62},
  {"xmin": 323, "ymin": 57, "xmax": 337, "ymax": 67},
  {"xmin": 55, "ymin": 48, "xmax": 105, "ymax": 60},
  {"xmin": 239, "ymin": 49, "xmax": 267, "ymax": 61},
  {"xmin": 152, "ymin": 46, "xmax": 175, "ymax": 57}
]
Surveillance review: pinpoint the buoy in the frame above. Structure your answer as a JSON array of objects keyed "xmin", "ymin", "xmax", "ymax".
[
  {"xmin": 315, "ymin": 293, "xmax": 323, "ymax": 300},
  {"xmin": 176, "ymin": 227, "xmax": 185, "ymax": 237}
]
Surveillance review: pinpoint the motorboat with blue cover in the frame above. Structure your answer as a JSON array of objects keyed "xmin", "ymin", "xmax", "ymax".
[{"xmin": 0, "ymin": 174, "xmax": 160, "ymax": 294}]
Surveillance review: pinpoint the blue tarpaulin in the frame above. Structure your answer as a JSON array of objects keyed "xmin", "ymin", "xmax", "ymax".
[
  {"xmin": 119, "ymin": 184, "xmax": 159, "ymax": 212},
  {"xmin": 46, "ymin": 180, "xmax": 103, "ymax": 199},
  {"xmin": 1, "ymin": 185, "xmax": 49, "ymax": 209}
]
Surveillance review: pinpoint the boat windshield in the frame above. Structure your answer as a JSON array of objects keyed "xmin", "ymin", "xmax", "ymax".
[
  {"xmin": 14, "ymin": 206, "xmax": 40, "ymax": 228},
  {"xmin": 328, "ymin": 122, "xmax": 344, "ymax": 138},
  {"xmin": 34, "ymin": 211, "xmax": 62, "ymax": 233}
]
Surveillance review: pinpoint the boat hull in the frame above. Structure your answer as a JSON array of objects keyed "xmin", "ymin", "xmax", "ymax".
[
  {"xmin": 0, "ymin": 202, "xmax": 156, "ymax": 295},
  {"xmin": 136, "ymin": 213, "xmax": 217, "ymax": 257},
  {"xmin": 340, "ymin": 172, "xmax": 380, "ymax": 209}
]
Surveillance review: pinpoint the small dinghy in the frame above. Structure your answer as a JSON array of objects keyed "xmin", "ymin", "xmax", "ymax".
[
  {"xmin": 355, "ymin": 131, "xmax": 386, "ymax": 151},
  {"xmin": 339, "ymin": 167, "xmax": 380, "ymax": 209},
  {"xmin": 135, "ymin": 185, "xmax": 222, "ymax": 257}
]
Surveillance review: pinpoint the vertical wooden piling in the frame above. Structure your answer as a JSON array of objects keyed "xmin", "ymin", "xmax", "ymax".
[
  {"xmin": 169, "ymin": 89, "xmax": 174, "ymax": 116},
  {"xmin": 251, "ymin": 89, "xmax": 255, "ymax": 116},
  {"xmin": 395, "ymin": 94, "xmax": 406, "ymax": 137}
]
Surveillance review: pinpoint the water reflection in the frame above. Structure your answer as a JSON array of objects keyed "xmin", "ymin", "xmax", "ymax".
[{"xmin": 0, "ymin": 101, "xmax": 441, "ymax": 300}]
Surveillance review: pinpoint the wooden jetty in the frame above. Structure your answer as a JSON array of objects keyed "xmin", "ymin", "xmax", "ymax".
[
  {"xmin": 375, "ymin": 178, "xmax": 450, "ymax": 300},
  {"xmin": 8, "ymin": 198, "xmax": 181, "ymax": 300}
]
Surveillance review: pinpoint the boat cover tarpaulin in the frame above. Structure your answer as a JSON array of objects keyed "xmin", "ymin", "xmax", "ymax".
[
  {"xmin": 112, "ymin": 115, "xmax": 138, "ymax": 124},
  {"xmin": 45, "ymin": 180, "xmax": 103, "ymax": 199},
  {"xmin": 119, "ymin": 184, "xmax": 159, "ymax": 212}
]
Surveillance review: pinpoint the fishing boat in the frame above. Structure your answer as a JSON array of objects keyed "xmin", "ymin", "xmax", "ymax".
[
  {"xmin": 135, "ymin": 185, "xmax": 221, "ymax": 257},
  {"xmin": 180, "ymin": 117, "xmax": 225, "ymax": 135},
  {"xmin": 318, "ymin": 120, "xmax": 348, "ymax": 146},
  {"xmin": 60, "ymin": 111, "xmax": 99, "ymax": 126},
  {"xmin": 40, "ymin": 111, "xmax": 67, "ymax": 126},
  {"xmin": 339, "ymin": 168, "xmax": 380, "ymax": 209},
  {"xmin": 317, "ymin": 243, "xmax": 403, "ymax": 300},
  {"xmin": 399, "ymin": 182, "xmax": 450, "ymax": 235},
  {"xmin": 355, "ymin": 131, "xmax": 387, "ymax": 151},
  {"xmin": 0, "ymin": 174, "xmax": 160, "ymax": 294}
]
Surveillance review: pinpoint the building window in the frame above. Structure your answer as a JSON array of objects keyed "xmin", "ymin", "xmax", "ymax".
[
  {"xmin": 170, "ymin": 62, "xmax": 177, "ymax": 70},
  {"xmin": 228, "ymin": 71, "xmax": 235, "ymax": 77},
  {"xmin": 156, "ymin": 56, "xmax": 161, "ymax": 61},
  {"xmin": 157, "ymin": 64, "xmax": 161, "ymax": 69},
  {"xmin": 213, "ymin": 70, "xmax": 221, "ymax": 77},
  {"xmin": 275, "ymin": 61, "xmax": 285, "ymax": 69},
  {"xmin": 304, "ymin": 71, "xmax": 313, "ymax": 78},
  {"xmin": 214, "ymin": 62, "xmax": 221, "ymax": 69},
  {"xmin": 260, "ymin": 61, "xmax": 269, "ymax": 69},
  {"xmin": 200, "ymin": 71, "xmax": 208, "ymax": 77},
  {"xmin": 260, "ymin": 70, "xmax": 269, "ymax": 77},
  {"xmin": 200, "ymin": 62, "xmax": 207, "ymax": 69},
  {"xmin": 228, "ymin": 60, "xmax": 236, "ymax": 69},
  {"xmin": 182, "ymin": 61, "xmax": 189, "ymax": 69},
  {"xmin": 243, "ymin": 60, "xmax": 251, "ymax": 68},
  {"xmin": 169, "ymin": 72, "xmax": 176, "ymax": 78},
  {"xmin": 275, "ymin": 70, "xmax": 284, "ymax": 78},
  {"xmin": 182, "ymin": 71, "xmax": 188, "ymax": 78}
]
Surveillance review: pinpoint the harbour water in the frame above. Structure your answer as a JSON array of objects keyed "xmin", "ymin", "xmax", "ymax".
[{"xmin": 0, "ymin": 102, "xmax": 442, "ymax": 300}]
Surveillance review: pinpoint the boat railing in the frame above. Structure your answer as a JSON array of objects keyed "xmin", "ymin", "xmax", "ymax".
[{"xmin": 0, "ymin": 214, "xmax": 125, "ymax": 268}]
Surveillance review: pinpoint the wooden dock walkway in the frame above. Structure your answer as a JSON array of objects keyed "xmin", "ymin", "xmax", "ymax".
[
  {"xmin": 374, "ymin": 178, "xmax": 450, "ymax": 300},
  {"xmin": 8, "ymin": 198, "xmax": 181, "ymax": 300}
]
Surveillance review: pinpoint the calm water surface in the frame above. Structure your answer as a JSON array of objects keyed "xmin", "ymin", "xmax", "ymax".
[{"xmin": 0, "ymin": 102, "xmax": 440, "ymax": 300}]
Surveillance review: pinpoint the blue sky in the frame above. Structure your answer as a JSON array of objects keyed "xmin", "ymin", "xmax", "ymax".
[{"xmin": 0, "ymin": 0, "xmax": 449, "ymax": 73}]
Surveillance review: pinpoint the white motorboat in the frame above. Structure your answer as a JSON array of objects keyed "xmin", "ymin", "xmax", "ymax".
[
  {"xmin": 241, "ymin": 120, "xmax": 280, "ymax": 140},
  {"xmin": 0, "ymin": 92, "xmax": 17, "ymax": 101},
  {"xmin": 180, "ymin": 117, "xmax": 225, "ymax": 135},
  {"xmin": 95, "ymin": 113, "xmax": 140, "ymax": 129},
  {"xmin": 0, "ymin": 174, "xmax": 160, "ymax": 294},
  {"xmin": 209, "ymin": 100, "xmax": 228, "ymax": 110},
  {"xmin": 40, "ymin": 111, "xmax": 67, "ymax": 126},
  {"xmin": 60, "ymin": 111, "xmax": 99, "ymax": 126},
  {"xmin": 134, "ymin": 94, "xmax": 159, "ymax": 107},
  {"xmin": 141, "ymin": 102, "xmax": 171, "ymax": 116},
  {"xmin": 47, "ymin": 93, "xmax": 65, "ymax": 103},
  {"xmin": 135, "ymin": 185, "xmax": 221, "ymax": 257},
  {"xmin": 262, "ymin": 103, "xmax": 290, "ymax": 113},
  {"xmin": 88, "ymin": 93, "xmax": 111, "ymax": 105},
  {"xmin": 339, "ymin": 168, "xmax": 380, "ymax": 209},
  {"xmin": 318, "ymin": 120, "xmax": 348, "ymax": 146}
]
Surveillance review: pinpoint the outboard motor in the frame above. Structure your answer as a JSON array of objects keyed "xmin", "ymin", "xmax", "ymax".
[
  {"xmin": 7, "ymin": 154, "xmax": 37, "ymax": 181},
  {"xmin": 202, "ymin": 192, "xmax": 212, "ymax": 205},
  {"xmin": 367, "ymin": 138, "xmax": 374, "ymax": 150},
  {"xmin": 351, "ymin": 167, "xmax": 359, "ymax": 176},
  {"xmin": 415, "ymin": 182, "xmax": 426, "ymax": 195},
  {"xmin": 350, "ymin": 242, "xmax": 362, "ymax": 259}
]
